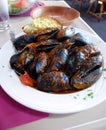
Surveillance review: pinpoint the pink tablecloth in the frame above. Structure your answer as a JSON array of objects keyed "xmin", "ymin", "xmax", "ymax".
[{"xmin": 0, "ymin": 86, "xmax": 49, "ymax": 130}]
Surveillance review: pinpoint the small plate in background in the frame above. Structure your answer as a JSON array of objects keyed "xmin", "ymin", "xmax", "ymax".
[{"xmin": 8, "ymin": 0, "xmax": 33, "ymax": 15}]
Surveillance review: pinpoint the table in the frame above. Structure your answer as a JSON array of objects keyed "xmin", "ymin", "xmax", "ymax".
[{"xmin": 0, "ymin": 1, "xmax": 106, "ymax": 130}]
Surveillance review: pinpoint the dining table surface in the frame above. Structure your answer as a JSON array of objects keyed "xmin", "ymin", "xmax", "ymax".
[{"xmin": 0, "ymin": 1, "xmax": 106, "ymax": 130}]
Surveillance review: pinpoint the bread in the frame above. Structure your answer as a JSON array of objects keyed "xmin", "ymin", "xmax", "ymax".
[{"xmin": 22, "ymin": 16, "xmax": 62, "ymax": 34}]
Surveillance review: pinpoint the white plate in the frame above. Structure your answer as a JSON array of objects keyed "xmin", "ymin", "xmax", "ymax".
[{"xmin": 0, "ymin": 28, "xmax": 106, "ymax": 114}]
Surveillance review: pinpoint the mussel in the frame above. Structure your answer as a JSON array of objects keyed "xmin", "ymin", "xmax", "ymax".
[
  {"xmin": 71, "ymin": 54, "xmax": 103, "ymax": 89},
  {"xmin": 13, "ymin": 34, "xmax": 37, "ymax": 51},
  {"xmin": 36, "ymin": 39, "xmax": 62, "ymax": 52},
  {"xmin": 12, "ymin": 28, "xmax": 60, "ymax": 51},
  {"xmin": 66, "ymin": 44, "xmax": 97, "ymax": 77},
  {"xmin": 10, "ymin": 45, "xmax": 35, "ymax": 75},
  {"xmin": 35, "ymin": 42, "xmax": 103, "ymax": 92},
  {"xmin": 27, "ymin": 52, "xmax": 48, "ymax": 79},
  {"xmin": 36, "ymin": 71, "xmax": 70, "ymax": 92},
  {"xmin": 10, "ymin": 27, "xmax": 104, "ymax": 93},
  {"xmin": 46, "ymin": 47, "xmax": 68, "ymax": 72}
]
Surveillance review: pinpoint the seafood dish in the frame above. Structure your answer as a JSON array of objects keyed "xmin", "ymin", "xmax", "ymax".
[{"xmin": 9, "ymin": 26, "xmax": 104, "ymax": 93}]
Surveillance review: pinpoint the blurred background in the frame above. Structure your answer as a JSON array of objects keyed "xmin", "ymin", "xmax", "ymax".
[{"xmin": 65, "ymin": 0, "xmax": 106, "ymax": 42}]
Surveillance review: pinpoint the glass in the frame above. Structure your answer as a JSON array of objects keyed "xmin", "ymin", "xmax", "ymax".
[{"xmin": 0, "ymin": 0, "xmax": 10, "ymax": 31}]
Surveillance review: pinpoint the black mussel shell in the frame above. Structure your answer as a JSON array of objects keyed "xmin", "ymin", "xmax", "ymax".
[
  {"xmin": 36, "ymin": 71, "xmax": 70, "ymax": 92},
  {"xmin": 13, "ymin": 34, "xmax": 37, "ymax": 51}
]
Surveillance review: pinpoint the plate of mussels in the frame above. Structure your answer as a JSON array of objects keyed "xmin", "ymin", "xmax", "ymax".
[{"xmin": 0, "ymin": 26, "xmax": 106, "ymax": 114}]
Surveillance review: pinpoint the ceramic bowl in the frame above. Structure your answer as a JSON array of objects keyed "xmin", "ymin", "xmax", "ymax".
[{"xmin": 30, "ymin": 6, "xmax": 80, "ymax": 26}]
